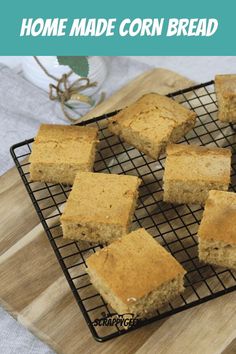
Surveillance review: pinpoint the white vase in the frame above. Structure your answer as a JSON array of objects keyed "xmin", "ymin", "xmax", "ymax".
[{"xmin": 22, "ymin": 56, "xmax": 107, "ymax": 94}]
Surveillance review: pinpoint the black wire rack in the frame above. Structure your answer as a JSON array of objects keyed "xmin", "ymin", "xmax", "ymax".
[{"xmin": 10, "ymin": 80, "xmax": 236, "ymax": 342}]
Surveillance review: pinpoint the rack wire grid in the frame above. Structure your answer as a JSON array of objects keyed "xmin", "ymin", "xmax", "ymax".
[{"xmin": 11, "ymin": 80, "xmax": 236, "ymax": 342}]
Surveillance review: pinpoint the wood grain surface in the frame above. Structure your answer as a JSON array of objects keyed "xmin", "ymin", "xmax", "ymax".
[{"xmin": 1, "ymin": 68, "xmax": 236, "ymax": 354}]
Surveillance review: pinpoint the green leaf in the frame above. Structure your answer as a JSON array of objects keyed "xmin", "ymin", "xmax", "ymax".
[{"xmin": 57, "ymin": 56, "xmax": 89, "ymax": 77}]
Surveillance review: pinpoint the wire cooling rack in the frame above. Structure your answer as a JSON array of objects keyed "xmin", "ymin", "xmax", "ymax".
[{"xmin": 11, "ymin": 81, "xmax": 236, "ymax": 342}]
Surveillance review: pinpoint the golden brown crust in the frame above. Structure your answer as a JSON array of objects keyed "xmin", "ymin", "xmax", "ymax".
[
  {"xmin": 35, "ymin": 124, "xmax": 98, "ymax": 142},
  {"xmin": 166, "ymin": 143, "xmax": 231, "ymax": 157},
  {"xmin": 198, "ymin": 190, "xmax": 236, "ymax": 244},
  {"xmin": 29, "ymin": 141, "xmax": 96, "ymax": 164},
  {"xmin": 215, "ymin": 75, "xmax": 236, "ymax": 122},
  {"xmin": 164, "ymin": 144, "xmax": 231, "ymax": 183},
  {"xmin": 109, "ymin": 93, "xmax": 196, "ymax": 127},
  {"xmin": 29, "ymin": 124, "xmax": 99, "ymax": 184},
  {"xmin": 215, "ymin": 75, "xmax": 236, "ymax": 97},
  {"xmin": 108, "ymin": 93, "xmax": 196, "ymax": 159},
  {"xmin": 60, "ymin": 172, "xmax": 141, "ymax": 227},
  {"xmin": 30, "ymin": 124, "xmax": 99, "ymax": 164},
  {"xmin": 86, "ymin": 228, "xmax": 186, "ymax": 304}
]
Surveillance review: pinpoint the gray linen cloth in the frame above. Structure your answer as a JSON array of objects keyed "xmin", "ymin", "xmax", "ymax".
[
  {"xmin": 0, "ymin": 57, "xmax": 150, "ymax": 353},
  {"xmin": 0, "ymin": 58, "xmax": 150, "ymax": 175}
]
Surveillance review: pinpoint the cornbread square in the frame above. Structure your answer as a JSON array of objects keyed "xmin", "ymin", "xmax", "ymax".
[
  {"xmin": 198, "ymin": 190, "xmax": 236, "ymax": 269},
  {"xmin": 215, "ymin": 74, "xmax": 236, "ymax": 122},
  {"xmin": 86, "ymin": 228, "xmax": 186, "ymax": 317},
  {"xmin": 108, "ymin": 93, "xmax": 196, "ymax": 160},
  {"xmin": 60, "ymin": 172, "xmax": 141, "ymax": 244},
  {"xmin": 163, "ymin": 144, "xmax": 231, "ymax": 205},
  {"xmin": 29, "ymin": 124, "xmax": 98, "ymax": 185}
]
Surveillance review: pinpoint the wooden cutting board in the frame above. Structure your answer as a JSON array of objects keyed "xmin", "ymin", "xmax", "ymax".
[{"xmin": 1, "ymin": 68, "xmax": 236, "ymax": 354}]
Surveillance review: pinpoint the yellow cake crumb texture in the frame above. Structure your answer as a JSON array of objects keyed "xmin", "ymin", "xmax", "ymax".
[
  {"xmin": 35, "ymin": 123, "xmax": 98, "ymax": 142},
  {"xmin": 215, "ymin": 75, "xmax": 236, "ymax": 97},
  {"xmin": 86, "ymin": 228, "xmax": 186, "ymax": 304},
  {"xmin": 108, "ymin": 93, "xmax": 196, "ymax": 159},
  {"xmin": 61, "ymin": 171, "xmax": 141, "ymax": 226},
  {"xmin": 29, "ymin": 124, "xmax": 99, "ymax": 184},
  {"xmin": 198, "ymin": 190, "xmax": 236, "ymax": 245},
  {"xmin": 164, "ymin": 144, "xmax": 231, "ymax": 183},
  {"xmin": 29, "ymin": 124, "xmax": 99, "ymax": 164}
]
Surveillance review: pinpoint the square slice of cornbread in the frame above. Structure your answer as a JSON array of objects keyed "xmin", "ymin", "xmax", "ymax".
[
  {"xmin": 108, "ymin": 93, "xmax": 196, "ymax": 160},
  {"xmin": 86, "ymin": 228, "xmax": 186, "ymax": 317},
  {"xmin": 215, "ymin": 74, "xmax": 236, "ymax": 122},
  {"xmin": 163, "ymin": 144, "xmax": 231, "ymax": 205},
  {"xmin": 29, "ymin": 124, "xmax": 98, "ymax": 185},
  {"xmin": 198, "ymin": 190, "xmax": 236, "ymax": 269},
  {"xmin": 60, "ymin": 172, "xmax": 141, "ymax": 244}
]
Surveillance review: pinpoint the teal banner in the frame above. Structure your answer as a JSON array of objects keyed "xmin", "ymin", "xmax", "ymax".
[{"xmin": 0, "ymin": 0, "xmax": 235, "ymax": 55}]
